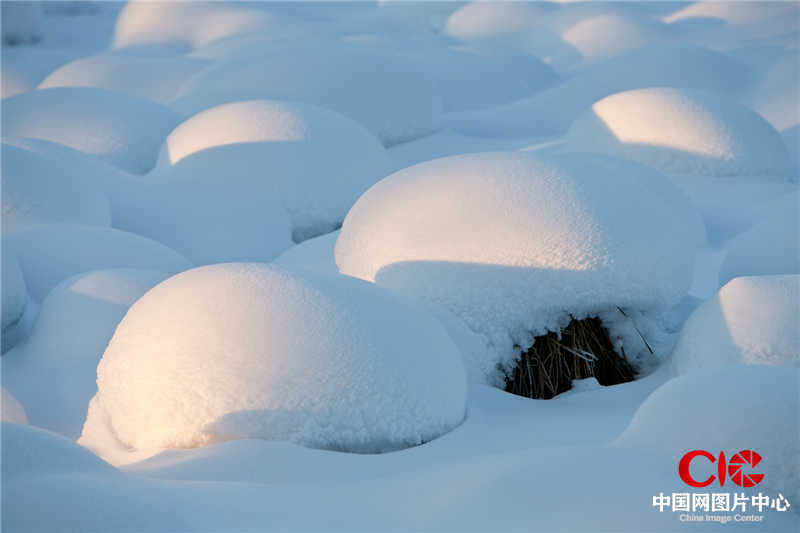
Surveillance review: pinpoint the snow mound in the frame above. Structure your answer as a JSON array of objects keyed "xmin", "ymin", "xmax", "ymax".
[
  {"xmin": 272, "ymin": 231, "xmax": 339, "ymax": 276},
  {"xmin": 84, "ymin": 264, "xmax": 466, "ymax": 453},
  {"xmin": 719, "ymin": 196, "xmax": 799, "ymax": 285},
  {"xmin": 112, "ymin": 0, "xmax": 297, "ymax": 53},
  {"xmin": 4, "ymin": 224, "xmax": 191, "ymax": 302},
  {"xmin": 169, "ymin": 42, "xmax": 442, "ymax": 146},
  {"xmin": 2, "ymin": 148, "xmax": 112, "ymax": 233},
  {"xmin": 672, "ymin": 276, "xmax": 799, "ymax": 374},
  {"xmin": 397, "ymin": 46, "xmax": 559, "ymax": 113},
  {"xmin": 619, "ymin": 365, "xmax": 799, "ymax": 505},
  {"xmin": 448, "ymin": 44, "xmax": 748, "ymax": 138},
  {"xmin": 444, "ymin": 1, "xmax": 556, "ymax": 41},
  {"xmin": 156, "ymin": 100, "xmax": 389, "ymax": 242},
  {"xmin": 1, "ymin": 88, "xmax": 182, "ymax": 174},
  {"xmin": 2, "ymin": 249, "xmax": 27, "ymax": 331},
  {"xmin": 664, "ymin": 1, "xmax": 799, "ymax": 27},
  {"xmin": 1, "ymin": 49, "xmax": 75, "ymax": 98},
  {"xmin": 2, "ymin": 269, "xmax": 169, "ymax": 439},
  {"xmin": 335, "ymin": 152, "xmax": 697, "ymax": 383},
  {"xmin": 2, "ymin": 388, "xmax": 27, "ymax": 424},
  {"xmin": 2, "ymin": 422, "xmax": 114, "ymax": 482},
  {"xmin": 565, "ymin": 88, "xmax": 792, "ymax": 179},
  {"xmin": 1, "ymin": 1, "xmax": 41, "ymax": 45},
  {"xmin": 560, "ymin": 13, "xmax": 673, "ymax": 64},
  {"xmin": 39, "ymin": 53, "xmax": 210, "ymax": 105}
]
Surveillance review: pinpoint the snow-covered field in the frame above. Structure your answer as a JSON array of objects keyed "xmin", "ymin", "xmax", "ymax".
[{"xmin": 2, "ymin": 1, "xmax": 799, "ymax": 531}]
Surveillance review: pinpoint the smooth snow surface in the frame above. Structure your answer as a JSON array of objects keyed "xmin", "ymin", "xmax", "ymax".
[
  {"xmin": 169, "ymin": 41, "xmax": 443, "ymax": 146},
  {"xmin": 448, "ymin": 44, "xmax": 749, "ymax": 138},
  {"xmin": 1, "ymin": 87, "xmax": 182, "ymax": 174},
  {"xmin": 2, "ymin": 269, "xmax": 169, "ymax": 439},
  {"xmin": 672, "ymin": 275, "xmax": 800, "ymax": 374},
  {"xmin": 1, "ymin": 1, "xmax": 41, "ymax": 45},
  {"xmin": 83, "ymin": 264, "xmax": 466, "ymax": 454},
  {"xmin": 155, "ymin": 100, "xmax": 390, "ymax": 243},
  {"xmin": 2, "ymin": 144, "xmax": 112, "ymax": 233},
  {"xmin": 620, "ymin": 365, "xmax": 799, "ymax": 505},
  {"xmin": 398, "ymin": 45, "xmax": 559, "ymax": 112},
  {"xmin": 1, "ymin": 388, "xmax": 28, "ymax": 424},
  {"xmin": 3, "ymin": 224, "xmax": 191, "ymax": 302},
  {"xmin": 719, "ymin": 194, "xmax": 800, "ymax": 284},
  {"xmin": 566, "ymin": 88, "xmax": 792, "ymax": 179},
  {"xmin": 112, "ymin": 0, "xmax": 297, "ymax": 53},
  {"xmin": 39, "ymin": 53, "xmax": 211, "ymax": 104},
  {"xmin": 336, "ymin": 152, "xmax": 697, "ymax": 383},
  {"xmin": 2, "ymin": 248, "xmax": 27, "ymax": 330}
]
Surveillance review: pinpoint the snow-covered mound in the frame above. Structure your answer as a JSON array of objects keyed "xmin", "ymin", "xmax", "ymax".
[
  {"xmin": 565, "ymin": 88, "xmax": 792, "ymax": 179},
  {"xmin": 169, "ymin": 42, "xmax": 442, "ymax": 146},
  {"xmin": 83, "ymin": 264, "xmax": 466, "ymax": 453},
  {"xmin": 1, "ymin": 389, "xmax": 27, "ymax": 424},
  {"xmin": 443, "ymin": 1, "xmax": 556, "ymax": 41},
  {"xmin": 560, "ymin": 13, "xmax": 673, "ymax": 64},
  {"xmin": 112, "ymin": 0, "xmax": 298, "ymax": 53},
  {"xmin": 4, "ymin": 224, "xmax": 191, "ymax": 302},
  {"xmin": 272, "ymin": 231, "xmax": 339, "ymax": 276},
  {"xmin": 2, "ymin": 269, "xmax": 169, "ymax": 439},
  {"xmin": 1, "ymin": 1, "xmax": 41, "ymax": 45},
  {"xmin": 1, "ymin": 49, "xmax": 75, "ymax": 98},
  {"xmin": 619, "ymin": 365, "xmax": 799, "ymax": 506},
  {"xmin": 3, "ymin": 422, "xmax": 116, "ymax": 482},
  {"xmin": 39, "ymin": 53, "xmax": 210, "ymax": 105},
  {"xmin": 2, "ymin": 148, "xmax": 112, "ymax": 233},
  {"xmin": 448, "ymin": 44, "xmax": 749, "ymax": 138},
  {"xmin": 1, "ymin": 88, "xmax": 181, "ymax": 174},
  {"xmin": 397, "ymin": 46, "xmax": 558, "ymax": 113},
  {"xmin": 673, "ymin": 275, "xmax": 799, "ymax": 374},
  {"xmin": 2, "ymin": 249, "xmax": 28, "ymax": 331},
  {"xmin": 155, "ymin": 100, "xmax": 390, "ymax": 243},
  {"xmin": 336, "ymin": 152, "xmax": 698, "ymax": 383},
  {"xmin": 719, "ymin": 196, "xmax": 799, "ymax": 284}
]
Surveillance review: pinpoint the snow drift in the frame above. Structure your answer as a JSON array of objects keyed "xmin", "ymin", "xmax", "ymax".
[
  {"xmin": 154, "ymin": 99, "xmax": 390, "ymax": 245},
  {"xmin": 83, "ymin": 264, "xmax": 466, "ymax": 453},
  {"xmin": 169, "ymin": 41, "xmax": 443, "ymax": 146},
  {"xmin": 565, "ymin": 88, "xmax": 792, "ymax": 179},
  {"xmin": 336, "ymin": 152, "xmax": 698, "ymax": 383},
  {"xmin": 672, "ymin": 275, "xmax": 799, "ymax": 374},
  {"xmin": 1, "ymin": 87, "xmax": 182, "ymax": 174}
]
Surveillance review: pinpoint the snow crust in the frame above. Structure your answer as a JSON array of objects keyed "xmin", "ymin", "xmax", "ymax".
[
  {"xmin": 169, "ymin": 41, "xmax": 443, "ymax": 146},
  {"xmin": 154, "ymin": 100, "xmax": 390, "ymax": 244},
  {"xmin": 336, "ymin": 152, "xmax": 697, "ymax": 383},
  {"xmin": 2, "ymin": 269, "xmax": 169, "ymax": 439},
  {"xmin": 673, "ymin": 275, "xmax": 800, "ymax": 374},
  {"xmin": 3, "ymin": 224, "xmax": 191, "ymax": 302},
  {"xmin": 566, "ymin": 88, "xmax": 792, "ymax": 179},
  {"xmin": 83, "ymin": 264, "xmax": 466, "ymax": 453},
  {"xmin": 1, "ymin": 87, "xmax": 182, "ymax": 174}
]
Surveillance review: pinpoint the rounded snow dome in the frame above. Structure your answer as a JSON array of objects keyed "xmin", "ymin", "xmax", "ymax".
[
  {"xmin": 565, "ymin": 88, "xmax": 792, "ymax": 179},
  {"xmin": 336, "ymin": 152, "xmax": 698, "ymax": 381},
  {"xmin": 443, "ymin": 1, "xmax": 556, "ymax": 40},
  {"xmin": 1, "ymin": 87, "xmax": 181, "ymax": 174},
  {"xmin": 168, "ymin": 41, "xmax": 443, "ymax": 146},
  {"xmin": 672, "ymin": 275, "xmax": 799, "ymax": 375},
  {"xmin": 618, "ymin": 365, "xmax": 799, "ymax": 506},
  {"xmin": 87, "ymin": 264, "xmax": 466, "ymax": 453}
]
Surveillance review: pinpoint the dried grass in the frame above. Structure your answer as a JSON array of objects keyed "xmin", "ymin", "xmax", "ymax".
[{"xmin": 504, "ymin": 317, "xmax": 636, "ymax": 399}]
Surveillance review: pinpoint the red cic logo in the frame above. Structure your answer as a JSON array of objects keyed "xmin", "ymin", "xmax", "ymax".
[{"xmin": 679, "ymin": 450, "xmax": 764, "ymax": 488}]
